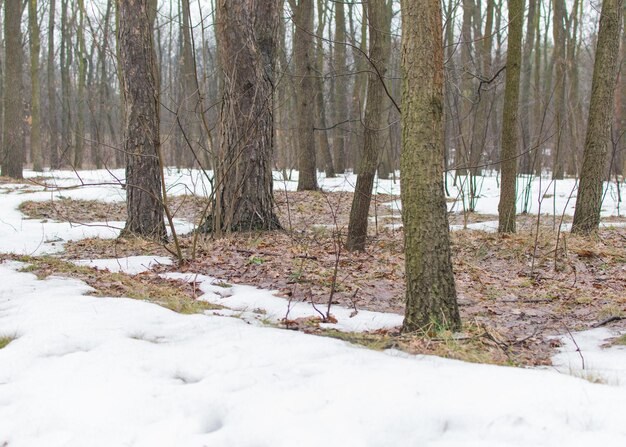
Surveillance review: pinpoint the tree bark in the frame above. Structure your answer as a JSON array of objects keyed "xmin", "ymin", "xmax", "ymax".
[
  {"xmin": 2, "ymin": 0, "xmax": 24, "ymax": 179},
  {"xmin": 47, "ymin": 0, "xmax": 60, "ymax": 169},
  {"xmin": 552, "ymin": 0, "xmax": 567, "ymax": 179},
  {"xmin": 572, "ymin": 0, "xmax": 623, "ymax": 234},
  {"xmin": 400, "ymin": 0, "xmax": 461, "ymax": 332},
  {"xmin": 346, "ymin": 0, "xmax": 389, "ymax": 252},
  {"xmin": 332, "ymin": 0, "xmax": 347, "ymax": 174},
  {"xmin": 117, "ymin": 0, "xmax": 166, "ymax": 239},
  {"xmin": 293, "ymin": 0, "xmax": 318, "ymax": 190},
  {"xmin": 210, "ymin": 0, "xmax": 281, "ymax": 233},
  {"xmin": 74, "ymin": 0, "xmax": 87, "ymax": 168},
  {"xmin": 497, "ymin": 0, "xmax": 525, "ymax": 233},
  {"xmin": 29, "ymin": 0, "xmax": 43, "ymax": 171}
]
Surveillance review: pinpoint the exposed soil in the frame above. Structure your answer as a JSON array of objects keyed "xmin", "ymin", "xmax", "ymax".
[{"xmin": 20, "ymin": 191, "xmax": 626, "ymax": 366}]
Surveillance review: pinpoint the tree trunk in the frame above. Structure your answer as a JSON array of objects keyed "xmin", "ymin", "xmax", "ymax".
[
  {"xmin": 60, "ymin": 0, "xmax": 73, "ymax": 166},
  {"xmin": 314, "ymin": 0, "xmax": 335, "ymax": 178},
  {"xmin": 293, "ymin": 0, "xmax": 318, "ymax": 190},
  {"xmin": 572, "ymin": 0, "xmax": 623, "ymax": 234},
  {"xmin": 519, "ymin": 0, "xmax": 536, "ymax": 175},
  {"xmin": 73, "ymin": 0, "xmax": 87, "ymax": 168},
  {"xmin": 2, "ymin": 0, "xmax": 24, "ymax": 179},
  {"xmin": 332, "ymin": 0, "xmax": 347, "ymax": 174},
  {"xmin": 117, "ymin": 0, "xmax": 166, "ymax": 239},
  {"xmin": 400, "ymin": 0, "xmax": 461, "ymax": 332},
  {"xmin": 210, "ymin": 0, "xmax": 281, "ymax": 233},
  {"xmin": 497, "ymin": 0, "xmax": 525, "ymax": 233},
  {"xmin": 47, "ymin": 0, "xmax": 60, "ymax": 169},
  {"xmin": 552, "ymin": 0, "xmax": 567, "ymax": 179},
  {"xmin": 29, "ymin": 0, "xmax": 43, "ymax": 171},
  {"xmin": 346, "ymin": 0, "xmax": 389, "ymax": 252}
]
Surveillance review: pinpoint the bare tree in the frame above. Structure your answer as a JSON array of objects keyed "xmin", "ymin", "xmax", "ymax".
[
  {"xmin": 572, "ymin": 0, "xmax": 623, "ymax": 234},
  {"xmin": 29, "ymin": 0, "xmax": 43, "ymax": 171},
  {"xmin": 210, "ymin": 0, "xmax": 281, "ymax": 233},
  {"xmin": 2, "ymin": 0, "xmax": 24, "ymax": 179},
  {"xmin": 497, "ymin": 0, "xmax": 524, "ymax": 233},
  {"xmin": 117, "ymin": 0, "xmax": 166, "ymax": 239},
  {"xmin": 346, "ymin": 0, "xmax": 390, "ymax": 252},
  {"xmin": 401, "ymin": 0, "xmax": 461, "ymax": 332},
  {"xmin": 291, "ymin": 0, "xmax": 318, "ymax": 191}
]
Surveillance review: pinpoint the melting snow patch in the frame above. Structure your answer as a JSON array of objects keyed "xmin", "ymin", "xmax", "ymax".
[
  {"xmin": 72, "ymin": 256, "xmax": 173, "ymax": 275},
  {"xmin": 162, "ymin": 272, "xmax": 404, "ymax": 332},
  {"xmin": 551, "ymin": 327, "xmax": 626, "ymax": 386}
]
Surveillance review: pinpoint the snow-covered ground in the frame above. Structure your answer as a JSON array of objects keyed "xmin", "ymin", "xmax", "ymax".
[
  {"xmin": 1, "ymin": 262, "xmax": 626, "ymax": 446},
  {"xmin": 0, "ymin": 168, "xmax": 625, "ymax": 445},
  {"xmin": 23, "ymin": 167, "xmax": 626, "ymax": 218}
]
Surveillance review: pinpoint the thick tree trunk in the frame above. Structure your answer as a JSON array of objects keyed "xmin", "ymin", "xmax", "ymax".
[
  {"xmin": 400, "ymin": 0, "xmax": 461, "ymax": 332},
  {"xmin": 346, "ymin": 0, "xmax": 388, "ymax": 252},
  {"xmin": 2, "ymin": 0, "xmax": 24, "ymax": 179},
  {"xmin": 117, "ymin": 0, "xmax": 166, "ymax": 239},
  {"xmin": 293, "ymin": 0, "xmax": 318, "ymax": 190},
  {"xmin": 210, "ymin": 0, "xmax": 281, "ymax": 233},
  {"xmin": 497, "ymin": 0, "xmax": 525, "ymax": 233},
  {"xmin": 572, "ymin": 0, "xmax": 623, "ymax": 234}
]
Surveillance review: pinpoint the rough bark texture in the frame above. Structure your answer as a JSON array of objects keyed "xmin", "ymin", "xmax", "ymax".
[
  {"xmin": 400, "ymin": 0, "xmax": 461, "ymax": 332},
  {"xmin": 210, "ymin": 0, "xmax": 281, "ymax": 233},
  {"xmin": 2, "ymin": 0, "xmax": 24, "ymax": 179},
  {"xmin": 293, "ymin": 0, "xmax": 318, "ymax": 190},
  {"xmin": 74, "ymin": 0, "xmax": 87, "ymax": 168},
  {"xmin": 314, "ymin": 0, "xmax": 335, "ymax": 179},
  {"xmin": 29, "ymin": 0, "xmax": 43, "ymax": 171},
  {"xmin": 332, "ymin": 0, "xmax": 347, "ymax": 174},
  {"xmin": 60, "ymin": 0, "xmax": 72, "ymax": 165},
  {"xmin": 572, "ymin": 0, "xmax": 623, "ymax": 234},
  {"xmin": 346, "ymin": 0, "xmax": 388, "ymax": 252},
  {"xmin": 519, "ymin": 0, "xmax": 536, "ymax": 175},
  {"xmin": 47, "ymin": 0, "xmax": 60, "ymax": 169},
  {"xmin": 497, "ymin": 0, "xmax": 524, "ymax": 234},
  {"xmin": 552, "ymin": 0, "xmax": 567, "ymax": 179},
  {"xmin": 117, "ymin": 0, "xmax": 166, "ymax": 239}
]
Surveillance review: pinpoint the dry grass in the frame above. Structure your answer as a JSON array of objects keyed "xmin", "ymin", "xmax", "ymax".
[{"xmin": 7, "ymin": 254, "xmax": 220, "ymax": 314}]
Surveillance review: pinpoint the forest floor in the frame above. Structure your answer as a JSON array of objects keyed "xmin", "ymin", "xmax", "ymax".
[
  {"xmin": 16, "ymin": 181, "xmax": 626, "ymax": 367},
  {"xmin": 2, "ymin": 169, "xmax": 626, "ymax": 445}
]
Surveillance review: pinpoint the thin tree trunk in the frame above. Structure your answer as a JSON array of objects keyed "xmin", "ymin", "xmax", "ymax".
[
  {"xmin": 47, "ymin": 0, "xmax": 60, "ymax": 169},
  {"xmin": 552, "ymin": 0, "xmax": 567, "ymax": 179},
  {"xmin": 73, "ymin": 0, "xmax": 87, "ymax": 168},
  {"xmin": 519, "ymin": 0, "xmax": 536, "ymax": 175},
  {"xmin": 293, "ymin": 0, "xmax": 318, "ymax": 190},
  {"xmin": 332, "ymin": 0, "xmax": 347, "ymax": 174},
  {"xmin": 498, "ymin": 0, "xmax": 524, "ymax": 233},
  {"xmin": 346, "ymin": 0, "xmax": 389, "ymax": 251},
  {"xmin": 29, "ymin": 0, "xmax": 43, "ymax": 171}
]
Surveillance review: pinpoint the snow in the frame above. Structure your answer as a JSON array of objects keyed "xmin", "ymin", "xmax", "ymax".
[
  {"xmin": 2, "ymin": 262, "xmax": 626, "ymax": 446},
  {"xmin": 1, "ymin": 168, "xmax": 625, "ymax": 444},
  {"xmin": 163, "ymin": 272, "xmax": 404, "ymax": 332},
  {"xmin": 20, "ymin": 168, "xmax": 626, "ymax": 220},
  {"xmin": 0, "ymin": 175, "xmax": 193, "ymax": 255},
  {"xmin": 552, "ymin": 328, "xmax": 626, "ymax": 386},
  {"xmin": 72, "ymin": 256, "xmax": 173, "ymax": 274}
]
